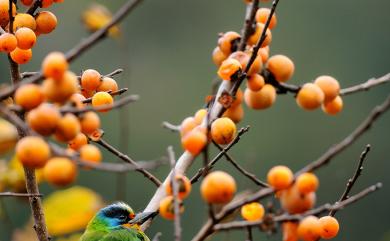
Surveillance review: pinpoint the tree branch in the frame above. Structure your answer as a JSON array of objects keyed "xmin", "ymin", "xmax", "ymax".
[
  {"xmin": 238, "ymin": 0, "xmax": 259, "ymax": 51},
  {"xmin": 0, "ymin": 192, "xmax": 43, "ymax": 197},
  {"xmin": 168, "ymin": 146, "xmax": 181, "ymax": 241},
  {"xmin": 340, "ymin": 73, "xmax": 390, "ymax": 96}
]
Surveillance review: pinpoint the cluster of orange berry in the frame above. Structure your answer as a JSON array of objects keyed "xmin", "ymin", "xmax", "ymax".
[
  {"xmin": 212, "ymin": 7, "xmax": 343, "ymax": 116},
  {"xmin": 12, "ymin": 51, "xmax": 121, "ymax": 187},
  {"xmin": 267, "ymin": 166, "xmax": 339, "ymax": 240},
  {"xmin": 0, "ymin": 0, "xmax": 58, "ymax": 64},
  {"xmin": 159, "ymin": 174, "xmax": 192, "ymax": 220}
]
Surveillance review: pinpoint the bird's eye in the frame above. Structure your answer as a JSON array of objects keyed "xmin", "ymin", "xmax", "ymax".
[{"xmin": 129, "ymin": 213, "xmax": 135, "ymax": 219}]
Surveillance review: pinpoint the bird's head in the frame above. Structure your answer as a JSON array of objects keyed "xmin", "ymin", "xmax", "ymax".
[{"xmin": 96, "ymin": 202, "xmax": 157, "ymax": 230}]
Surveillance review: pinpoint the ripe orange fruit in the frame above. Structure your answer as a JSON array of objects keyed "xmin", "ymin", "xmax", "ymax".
[
  {"xmin": 159, "ymin": 196, "xmax": 184, "ymax": 220},
  {"xmin": 255, "ymin": 8, "xmax": 277, "ymax": 29},
  {"xmin": 212, "ymin": 46, "xmax": 228, "ymax": 66},
  {"xmin": 16, "ymin": 136, "xmax": 51, "ymax": 168},
  {"xmin": 223, "ymin": 104, "xmax": 244, "ymax": 123},
  {"xmin": 297, "ymin": 216, "xmax": 321, "ymax": 241},
  {"xmin": 280, "ymin": 184, "xmax": 316, "ymax": 214},
  {"xmin": 91, "ymin": 92, "xmax": 114, "ymax": 112},
  {"xmin": 314, "ymin": 76, "xmax": 340, "ymax": 102},
  {"xmin": 10, "ymin": 48, "xmax": 32, "ymax": 64},
  {"xmin": 41, "ymin": 0, "xmax": 53, "ymax": 8},
  {"xmin": 267, "ymin": 165, "xmax": 293, "ymax": 190},
  {"xmin": 229, "ymin": 51, "xmax": 262, "ymax": 76},
  {"xmin": 248, "ymin": 23, "xmax": 272, "ymax": 47},
  {"xmin": 68, "ymin": 133, "xmax": 88, "ymax": 150},
  {"xmin": 43, "ymin": 157, "xmax": 77, "ymax": 186},
  {"xmin": 244, "ymin": 84, "xmax": 276, "ymax": 110},
  {"xmin": 217, "ymin": 58, "xmax": 242, "ymax": 80},
  {"xmin": 0, "ymin": 0, "xmax": 16, "ymax": 27},
  {"xmin": 0, "ymin": 33, "xmax": 17, "ymax": 52},
  {"xmin": 165, "ymin": 174, "xmax": 192, "ymax": 199},
  {"xmin": 81, "ymin": 69, "xmax": 101, "ymax": 91},
  {"xmin": 295, "ymin": 172, "xmax": 319, "ymax": 194},
  {"xmin": 42, "ymin": 71, "xmax": 78, "ymax": 103},
  {"xmin": 257, "ymin": 46, "xmax": 269, "ymax": 63},
  {"xmin": 267, "ymin": 55, "xmax": 295, "ymax": 82},
  {"xmin": 15, "ymin": 27, "xmax": 36, "ymax": 50},
  {"xmin": 97, "ymin": 77, "xmax": 118, "ymax": 92},
  {"xmin": 13, "ymin": 13, "xmax": 36, "ymax": 31},
  {"xmin": 296, "ymin": 83, "xmax": 325, "ymax": 110},
  {"xmin": 194, "ymin": 109, "xmax": 207, "ymax": 125},
  {"xmin": 180, "ymin": 116, "xmax": 197, "ymax": 138},
  {"xmin": 181, "ymin": 129, "xmax": 207, "ymax": 155},
  {"xmin": 241, "ymin": 202, "xmax": 265, "ymax": 221},
  {"xmin": 54, "ymin": 113, "xmax": 81, "ymax": 142},
  {"xmin": 282, "ymin": 222, "xmax": 299, "ymax": 241},
  {"xmin": 200, "ymin": 171, "xmax": 236, "ymax": 204},
  {"xmin": 80, "ymin": 111, "xmax": 101, "ymax": 135},
  {"xmin": 218, "ymin": 31, "xmax": 241, "ymax": 55},
  {"xmin": 322, "ymin": 95, "xmax": 343, "ymax": 115},
  {"xmin": 35, "ymin": 11, "xmax": 57, "ymax": 34},
  {"xmin": 210, "ymin": 117, "xmax": 236, "ymax": 145},
  {"xmin": 14, "ymin": 84, "xmax": 44, "ymax": 110},
  {"xmin": 318, "ymin": 216, "xmax": 339, "ymax": 239},
  {"xmin": 20, "ymin": 0, "xmax": 33, "ymax": 6},
  {"xmin": 27, "ymin": 103, "xmax": 61, "ymax": 136},
  {"xmin": 69, "ymin": 93, "xmax": 87, "ymax": 109},
  {"xmin": 80, "ymin": 144, "xmax": 102, "ymax": 164},
  {"xmin": 247, "ymin": 73, "xmax": 265, "ymax": 91},
  {"xmin": 42, "ymin": 52, "xmax": 68, "ymax": 80}
]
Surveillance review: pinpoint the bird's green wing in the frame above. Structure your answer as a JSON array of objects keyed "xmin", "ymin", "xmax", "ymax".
[
  {"xmin": 100, "ymin": 228, "xmax": 150, "ymax": 241},
  {"xmin": 79, "ymin": 230, "xmax": 108, "ymax": 241}
]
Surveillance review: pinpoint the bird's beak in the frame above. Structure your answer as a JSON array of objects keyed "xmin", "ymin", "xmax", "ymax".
[{"xmin": 128, "ymin": 211, "xmax": 158, "ymax": 225}]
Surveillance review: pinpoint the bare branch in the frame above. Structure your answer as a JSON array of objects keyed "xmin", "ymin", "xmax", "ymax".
[
  {"xmin": 340, "ymin": 73, "xmax": 390, "ymax": 96},
  {"xmin": 238, "ymin": 0, "xmax": 259, "ymax": 51},
  {"xmin": 162, "ymin": 121, "xmax": 180, "ymax": 132},
  {"xmin": 81, "ymin": 88, "xmax": 129, "ymax": 103},
  {"xmin": 26, "ymin": 0, "xmax": 42, "ymax": 15},
  {"xmin": 168, "ymin": 146, "xmax": 181, "ymax": 241},
  {"xmin": 0, "ymin": 192, "xmax": 43, "ymax": 197}
]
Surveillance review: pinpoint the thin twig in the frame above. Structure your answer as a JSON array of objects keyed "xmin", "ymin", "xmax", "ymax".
[
  {"xmin": 26, "ymin": 0, "xmax": 42, "ymax": 15},
  {"xmin": 104, "ymin": 68, "xmax": 124, "ymax": 78},
  {"xmin": 162, "ymin": 121, "xmax": 180, "ymax": 132},
  {"xmin": 340, "ymin": 73, "xmax": 390, "ymax": 96},
  {"xmin": 213, "ymin": 183, "xmax": 382, "ymax": 231},
  {"xmin": 152, "ymin": 232, "xmax": 162, "ymax": 241},
  {"xmin": 93, "ymin": 138, "xmax": 162, "ymax": 186},
  {"xmin": 190, "ymin": 126, "xmax": 250, "ymax": 184},
  {"xmin": 238, "ymin": 0, "xmax": 259, "ymax": 51},
  {"xmin": 0, "ymin": 192, "xmax": 43, "ymax": 197},
  {"xmin": 168, "ymin": 146, "xmax": 181, "ymax": 241},
  {"xmin": 81, "ymin": 88, "xmax": 129, "ymax": 103},
  {"xmin": 329, "ymin": 144, "xmax": 371, "ymax": 216},
  {"xmin": 245, "ymin": 227, "xmax": 253, "ymax": 241},
  {"xmin": 212, "ymin": 141, "xmax": 268, "ymax": 187}
]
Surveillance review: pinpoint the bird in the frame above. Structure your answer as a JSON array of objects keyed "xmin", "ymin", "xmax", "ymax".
[{"xmin": 80, "ymin": 202, "xmax": 155, "ymax": 241}]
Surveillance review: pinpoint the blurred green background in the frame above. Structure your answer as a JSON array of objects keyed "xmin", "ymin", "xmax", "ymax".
[{"xmin": 1, "ymin": 0, "xmax": 390, "ymax": 240}]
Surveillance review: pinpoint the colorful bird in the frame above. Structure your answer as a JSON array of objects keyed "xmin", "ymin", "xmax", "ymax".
[{"xmin": 80, "ymin": 202, "xmax": 155, "ymax": 241}]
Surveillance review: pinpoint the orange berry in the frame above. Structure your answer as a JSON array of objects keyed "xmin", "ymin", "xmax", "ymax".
[
  {"xmin": 267, "ymin": 55, "xmax": 295, "ymax": 82},
  {"xmin": 97, "ymin": 77, "xmax": 118, "ymax": 92},
  {"xmin": 241, "ymin": 202, "xmax": 265, "ymax": 221},
  {"xmin": 296, "ymin": 83, "xmax": 325, "ymax": 110},
  {"xmin": 42, "ymin": 71, "xmax": 78, "ymax": 103},
  {"xmin": 43, "ymin": 157, "xmax": 77, "ymax": 187},
  {"xmin": 0, "ymin": 0, "xmax": 16, "ymax": 27},
  {"xmin": 20, "ymin": 0, "xmax": 34, "ymax": 6},
  {"xmin": 69, "ymin": 93, "xmax": 86, "ymax": 109},
  {"xmin": 54, "ymin": 113, "xmax": 81, "ymax": 142},
  {"xmin": 297, "ymin": 216, "xmax": 321, "ymax": 241},
  {"xmin": 257, "ymin": 46, "xmax": 269, "ymax": 63},
  {"xmin": 68, "ymin": 133, "xmax": 88, "ymax": 150},
  {"xmin": 322, "ymin": 95, "xmax": 343, "ymax": 115},
  {"xmin": 27, "ymin": 103, "xmax": 61, "ymax": 136},
  {"xmin": 223, "ymin": 104, "xmax": 244, "ymax": 123},
  {"xmin": 200, "ymin": 171, "xmax": 236, "ymax": 204},
  {"xmin": 267, "ymin": 165, "xmax": 293, "ymax": 190},
  {"xmin": 10, "ymin": 48, "xmax": 32, "ymax": 64},
  {"xmin": 244, "ymin": 84, "xmax": 276, "ymax": 110},
  {"xmin": 314, "ymin": 75, "xmax": 340, "ymax": 102},
  {"xmin": 217, "ymin": 58, "xmax": 242, "ymax": 80},
  {"xmin": 91, "ymin": 92, "xmax": 114, "ymax": 112},
  {"xmin": 194, "ymin": 108, "xmax": 207, "ymax": 125},
  {"xmin": 159, "ymin": 196, "xmax": 184, "ymax": 220},
  {"xmin": 248, "ymin": 23, "xmax": 272, "ymax": 47},
  {"xmin": 14, "ymin": 84, "xmax": 44, "ymax": 110},
  {"xmin": 229, "ymin": 51, "xmax": 262, "ymax": 76},
  {"xmin": 180, "ymin": 116, "xmax": 197, "ymax": 138},
  {"xmin": 282, "ymin": 222, "xmax": 299, "ymax": 241},
  {"xmin": 280, "ymin": 184, "xmax": 316, "ymax": 214},
  {"xmin": 218, "ymin": 31, "xmax": 241, "ymax": 55},
  {"xmin": 41, "ymin": 0, "xmax": 53, "ymax": 8},
  {"xmin": 15, "ymin": 27, "xmax": 36, "ymax": 50},
  {"xmin": 0, "ymin": 33, "xmax": 17, "ymax": 52},
  {"xmin": 35, "ymin": 11, "xmax": 57, "ymax": 34},
  {"xmin": 296, "ymin": 173, "xmax": 319, "ymax": 194},
  {"xmin": 247, "ymin": 73, "xmax": 265, "ymax": 91},
  {"xmin": 80, "ymin": 144, "xmax": 102, "ymax": 164},
  {"xmin": 255, "ymin": 8, "xmax": 277, "ymax": 29},
  {"xmin": 80, "ymin": 111, "xmax": 100, "ymax": 135},
  {"xmin": 81, "ymin": 69, "xmax": 101, "ymax": 91},
  {"xmin": 181, "ymin": 129, "xmax": 207, "ymax": 155},
  {"xmin": 165, "ymin": 174, "xmax": 192, "ymax": 199},
  {"xmin": 318, "ymin": 216, "xmax": 339, "ymax": 239},
  {"xmin": 42, "ymin": 52, "xmax": 68, "ymax": 80},
  {"xmin": 13, "ymin": 13, "xmax": 36, "ymax": 31},
  {"xmin": 16, "ymin": 136, "xmax": 51, "ymax": 168},
  {"xmin": 210, "ymin": 117, "xmax": 236, "ymax": 145},
  {"xmin": 81, "ymin": 88, "xmax": 95, "ymax": 98},
  {"xmin": 212, "ymin": 46, "xmax": 228, "ymax": 66}
]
